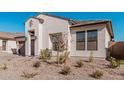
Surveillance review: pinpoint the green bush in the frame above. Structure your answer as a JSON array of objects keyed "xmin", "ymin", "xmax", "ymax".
[
  {"xmin": 39, "ymin": 48, "xmax": 51, "ymax": 62},
  {"xmin": 89, "ymin": 51, "xmax": 93, "ymax": 62},
  {"xmin": 58, "ymin": 54, "xmax": 65, "ymax": 64},
  {"xmin": 59, "ymin": 66, "xmax": 71, "ymax": 75},
  {"xmin": 0, "ymin": 64, "xmax": 7, "ymax": 70},
  {"xmin": 75, "ymin": 60, "xmax": 83, "ymax": 68},
  {"xmin": 109, "ymin": 57, "xmax": 120, "ymax": 69},
  {"xmin": 91, "ymin": 70, "xmax": 103, "ymax": 79},
  {"xmin": 58, "ymin": 51, "xmax": 70, "ymax": 64}
]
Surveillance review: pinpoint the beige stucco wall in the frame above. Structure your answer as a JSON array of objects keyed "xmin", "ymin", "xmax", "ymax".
[
  {"xmin": 7, "ymin": 40, "xmax": 17, "ymax": 53},
  {"xmin": 105, "ymin": 27, "xmax": 111, "ymax": 48},
  {"xmin": 0, "ymin": 39, "xmax": 17, "ymax": 53},
  {"xmin": 25, "ymin": 14, "xmax": 111, "ymax": 58},
  {"xmin": 0, "ymin": 39, "xmax": 2, "ymax": 52},
  {"xmin": 25, "ymin": 18, "xmax": 40, "ymax": 56},
  {"xmin": 25, "ymin": 14, "xmax": 70, "ymax": 56},
  {"xmin": 37, "ymin": 14, "xmax": 70, "ymax": 56},
  {"xmin": 70, "ymin": 24, "xmax": 110, "ymax": 58}
]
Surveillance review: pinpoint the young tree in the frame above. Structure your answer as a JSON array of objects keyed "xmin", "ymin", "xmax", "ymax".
[{"xmin": 50, "ymin": 32, "xmax": 69, "ymax": 64}]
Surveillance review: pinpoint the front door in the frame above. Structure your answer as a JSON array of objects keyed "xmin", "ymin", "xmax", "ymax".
[
  {"xmin": 31, "ymin": 40, "xmax": 35, "ymax": 56},
  {"xmin": 18, "ymin": 41, "xmax": 25, "ymax": 56}
]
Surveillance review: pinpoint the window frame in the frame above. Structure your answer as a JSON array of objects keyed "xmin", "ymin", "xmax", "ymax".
[
  {"xmin": 50, "ymin": 33, "xmax": 64, "ymax": 51},
  {"xmin": 87, "ymin": 29, "xmax": 98, "ymax": 51},
  {"xmin": 2, "ymin": 40, "xmax": 7, "ymax": 51},
  {"xmin": 76, "ymin": 31, "xmax": 86, "ymax": 50}
]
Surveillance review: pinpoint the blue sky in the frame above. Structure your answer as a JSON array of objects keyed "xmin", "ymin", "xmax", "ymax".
[{"xmin": 0, "ymin": 12, "xmax": 124, "ymax": 41}]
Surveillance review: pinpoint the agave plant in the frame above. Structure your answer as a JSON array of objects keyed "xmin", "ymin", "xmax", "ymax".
[
  {"xmin": 39, "ymin": 48, "xmax": 51, "ymax": 62},
  {"xmin": 109, "ymin": 57, "xmax": 120, "ymax": 69},
  {"xmin": 90, "ymin": 70, "xmax": 103, "ymax": 79},
  {"xmin": 21, "ymin": 72, "xmax": 38, "ymax": 79},
  {"xmin": 0, "ymin": 64, "xmax": 7, "ymax": 70},
  {"xmin": 58, "ymin": 51, "xmax": 70, "ymax": 64},
  {"xmin": 59, "ymin": 66, "xmax": 71, "ymax": 75}
]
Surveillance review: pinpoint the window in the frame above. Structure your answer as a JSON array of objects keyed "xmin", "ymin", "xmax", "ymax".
[
  {"xmin": 76, "ymin": 31, "xmax": 85, "ymax": 50},
  {"xmin": 87, "ymin": 30, "xmax": 97, "ymax": 50},
  {"xmin": 50, "ymin": 33, "xmax": 64, "ymax": 51},
  {"xmin": 2, "ymin": 40, "xmax": 7, "ymax": 51},
  {"xmin": 53, "ymin": 41, "xmax": 58, "ymax": 51}
]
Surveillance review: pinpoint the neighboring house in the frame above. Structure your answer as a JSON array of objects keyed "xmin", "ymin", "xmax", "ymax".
[
  {"xmin": 0, "ymin": 32, "xmax": 25, "ymax": 54},
  {"xmin": 24, "ymin": 13, "xmax": 114, "ymax": 59},
  {"xmin": 0, "ymin": 32, "xmax": 17, "ymax": 53}
]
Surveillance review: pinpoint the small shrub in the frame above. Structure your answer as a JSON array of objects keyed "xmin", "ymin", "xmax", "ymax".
[
  {"xmin": 21, "ymin": 72, "xmax": 38, "ymax": 79},
  {"xmin": 59, "ymin": 66, "xmax": 71, "ymax": 75},
  {"xmin": 91, "ymin": 70, "xmax": 103, "ymax": 79},
  {"xmin": 109, "ymin": 57, "xmax": 120, "ymax": 69},
  {"xmin": 39, "ymin": 48, "xmax": 51, "ymax": 62},
  {"xmin": 75, "ymin": 60, "xmax": 83, "ymax": 68},
  {"xmin": 58, "ymin": 51, "xmax": 70, "ymax": 64},
  {"xmin": 89, "ymin": 51, "xmax": 93, "ymax": 62},
  {"xmin": 58, "ymin": 54, "xmax": 65, "ymax": 64},
  {"xmin": 0, "ymin": 64, "xmax": 7, "ymax": 70},
  {"xmin": 33, "ymin": 62, "xmax": 40, "ymax": 68}
]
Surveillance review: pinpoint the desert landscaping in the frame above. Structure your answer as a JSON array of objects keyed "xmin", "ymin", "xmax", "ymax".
[
  {"xmin": 0, "ymin": 13, "xmax": 124, "ymax": 80},
  {"xmin": 0, "ymin": 52, "xmax": 124, "ymax": 80}
]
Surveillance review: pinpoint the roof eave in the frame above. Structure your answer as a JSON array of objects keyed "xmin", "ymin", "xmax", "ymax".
[
  {"xmin": 70, "ymin": 21, "xmax": 114, "ymax": 39},
  {"xmin": 0, "ymin": 37, "xmax": 15, "ymax": 40},
  {"xmin": 106, "ymin": 21, "xmax": 114, "ymax": 39},
  {"xmin": 24, "ymin": 17, "xmax": 44, "ymax": 25},
  {"xmin": 37, "ymin": 13, "xmax": 71, "ymax": 21},
  {"xmin": 70, "ymin": 21, "xmax": 109, "ymax": 28}
]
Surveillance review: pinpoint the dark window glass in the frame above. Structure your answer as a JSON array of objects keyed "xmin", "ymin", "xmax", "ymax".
[
  {"xmin": 76, "ymin": 31, "xmax": 85, "ymax": 50},
  {"xmin": 87, "ymin": 30, "xmax": 97, "ymax": 50},
  {"xmin": 2, "ymin": 40, "xmax": 7, "ymax": 51},
  {"xmin": 50, "ymin": 33, "xmax": 64, "ymax": 51}
]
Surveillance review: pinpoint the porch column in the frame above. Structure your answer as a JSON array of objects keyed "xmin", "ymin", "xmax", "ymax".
[
  {"xmin": 16, "ymin": 41, "xmax": 19, "ymax": 54},
  {"xmin": 26, "ymin": 32, "xmax": 31, "ymax": 56}
]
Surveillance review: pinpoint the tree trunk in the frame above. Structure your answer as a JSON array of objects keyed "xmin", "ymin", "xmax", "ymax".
[{"xmin": 57, "ymin": 50, "xmax": 59, "ymax": 64}]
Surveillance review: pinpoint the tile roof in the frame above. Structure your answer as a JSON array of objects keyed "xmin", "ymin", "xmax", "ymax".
[
  {"xmin": 13, "ymin": 32, "xmax": 25, "ymax": 37},
  {"xmin": 0, "ymin": 32, "xmax": 24, "ymax": 40},
  {"xmin": 70, "ymin": 20, "xmax": 114, "ymax": 38},
  {"xmin": 39, "ymin": 13, "xmax": 70, "ymax": 21},
  {"xmin": 71, "ymin": 20, "xmax": 110, "ymax": 27},
  {"xmin": 39, "ymin": 13, "xmax": 110, "ymax": 26}
]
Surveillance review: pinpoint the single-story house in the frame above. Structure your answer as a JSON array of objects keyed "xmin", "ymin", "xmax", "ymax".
[
  {"xmin": 23, "ymin": 13, "xmax": 114, "ymax": 59},
  {"xmin": 0, "ymin": 13, "xmax": 114, "ymax": 59},
  {"xmin": 0, "ymin": 32, "xmax": 25, "ymax": 54},
  {"xmin": 0, "ymin": 32, "xmax": 17, "ymax": 53}
]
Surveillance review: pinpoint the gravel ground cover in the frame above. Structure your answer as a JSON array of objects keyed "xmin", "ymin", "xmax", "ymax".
[{"xmin": 0, "ymin": 53, "xmax": 124, "ymax": 80}]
